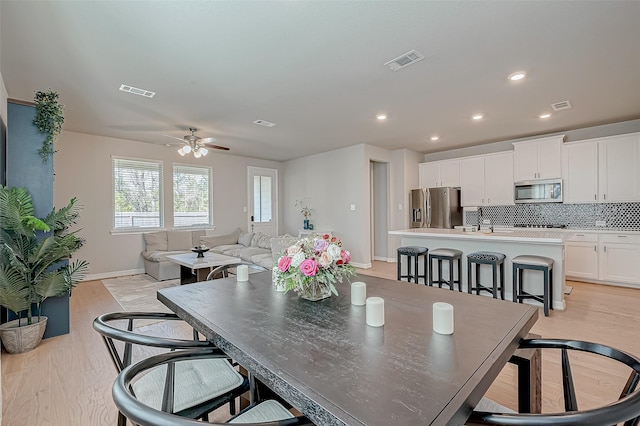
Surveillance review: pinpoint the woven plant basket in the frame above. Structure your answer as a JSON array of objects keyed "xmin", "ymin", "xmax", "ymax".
[{"xmin": 0, "ymin": 316, "xmax": 48, "ymax": 354}]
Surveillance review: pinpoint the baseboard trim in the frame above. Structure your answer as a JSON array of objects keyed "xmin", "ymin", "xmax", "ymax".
[
  {"xmin": 352, "ymin": 261, "xmax": 372, "ymax": 269},
  {"xmin": 372, "ymin": 257, "xmax": 396, "ymax": 263},
  {"xmin": 84, "ymin": 268, "xmax": 146, "ymax": 282}
]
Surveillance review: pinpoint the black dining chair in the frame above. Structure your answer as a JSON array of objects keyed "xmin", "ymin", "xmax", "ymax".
[
  {"xmin": 112, "ymin": 348, "xmax": 312, "ymax": 426},
  {"xmin": 468, "ymin": 338, "xmax": 640, "ymax": 425},
  {"xmin": 93, "ymin": 312, "xmax": 250, "ymax": 425}
]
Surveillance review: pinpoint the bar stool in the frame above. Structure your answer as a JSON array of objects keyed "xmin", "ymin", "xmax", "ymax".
[
  {"xmin": 467, "ymin": 251, "xmax": 506, "ymax": 299},
  {"xmin": 512, "ymin": 255, "xmax": 554, "ymax": 317},
  {"xmin": 428, "ymin": 248, "xmax": 463, "ymax": 291},
  {"xmin": 396, "ymin": 246, "xmax": 428, "ymax": 284}
]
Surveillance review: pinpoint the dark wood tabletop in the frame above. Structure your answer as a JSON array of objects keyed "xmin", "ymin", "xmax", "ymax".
[{"xmin": 158, "ymin": 272, "xmax": 538, "ymax": 425}]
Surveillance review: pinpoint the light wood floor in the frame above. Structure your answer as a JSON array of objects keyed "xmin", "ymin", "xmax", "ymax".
[{"xmin": 2, "ymin": 262, "xmax": 639, "ymax": 424}]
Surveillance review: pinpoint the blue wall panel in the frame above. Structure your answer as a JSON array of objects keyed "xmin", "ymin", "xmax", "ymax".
[{"xmin": 6, "ymin": 101, "xmax": 69, "ymax": 338}]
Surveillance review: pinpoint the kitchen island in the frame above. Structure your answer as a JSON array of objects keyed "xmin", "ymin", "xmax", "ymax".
[{"xmin": 389, "ymin": 228, "xmax": 570, "ymax": 310}]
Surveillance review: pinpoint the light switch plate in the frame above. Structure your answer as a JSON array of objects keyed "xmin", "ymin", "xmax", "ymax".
[
  {"xmin": 350, "ymin": 204, "xmax": 356, "ymax": 211},
  {"xmin": 595, "ymin": 220, "xmax": 606, "ymax": 227},
  {"xmin": 398, "ymin": 204, "xmax": 403, "ymax": 211}
]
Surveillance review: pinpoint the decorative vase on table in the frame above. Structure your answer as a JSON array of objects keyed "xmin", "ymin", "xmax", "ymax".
[
  {"xmin": 303, "ymin": 219, "xmax": 310, "ymax": 230},
  {"xmin": 299, "ymin": 278, "xmax": 332, "ymax": 301}
]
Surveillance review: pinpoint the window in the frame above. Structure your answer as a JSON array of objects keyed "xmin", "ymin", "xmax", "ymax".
[
  {"xmin": 112, "ymin": 157, "xmax": 163, "ymax": 230},
  {"xmin": 173, "ymin": 164, "xmax": 212, "ymax": 227},
  {"xmin": 253, "ymin": 175, "xmax": 272, "ymax": 223}
]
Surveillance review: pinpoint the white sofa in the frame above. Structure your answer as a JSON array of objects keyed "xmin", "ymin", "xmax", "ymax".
[{"xmin": 141, "ymin": 228, "xmax": 294, "ymax": 281}]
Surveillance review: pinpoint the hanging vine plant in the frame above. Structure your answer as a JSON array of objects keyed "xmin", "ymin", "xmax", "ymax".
[{"xmin": 33, "ymin": 90, "xmax": 65, "ymax": 161}]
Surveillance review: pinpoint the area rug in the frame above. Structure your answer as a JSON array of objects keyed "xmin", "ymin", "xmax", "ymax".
[{"xmin": 102, "ymin": 274, "xmax": 180, "ymax": 325}]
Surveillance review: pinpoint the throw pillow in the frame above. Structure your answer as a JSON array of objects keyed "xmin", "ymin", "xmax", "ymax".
[
  {"xmin": 167, "ymin": 231, "xmax": 193, "ymax": 251},
  {"xmin": 238, "ymin": 232, "xmax": 254, "ymax": 247},
  {"xmin": 142, "ymin": 231, "xmax": 168, "ymax": 252},
  {"xmin": 252, "ymin": 232, "xmax": 272, "ymax": 249}
]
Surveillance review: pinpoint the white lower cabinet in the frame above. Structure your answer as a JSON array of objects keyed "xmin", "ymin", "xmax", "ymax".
[
  {"xmin": 598, "ymin": 234, "xmax": 640, "ymax": 285},
  {"xmin": 565, "ymin": 233, "xmax": 598, "ymax": 280},
  {"xmin": 566, "ymin": 233, "xmax": 640, "ymax": 287}
]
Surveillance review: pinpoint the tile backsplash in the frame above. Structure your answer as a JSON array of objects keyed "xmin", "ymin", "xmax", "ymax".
[{"xmin": 464, "ymin": 203, "xmax": 640, "ymax": 231}]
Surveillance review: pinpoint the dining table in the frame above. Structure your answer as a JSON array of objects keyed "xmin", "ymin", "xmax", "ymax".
[{"xmin": 158, "ymin": 271, "xmax": 538, "ymax": 425}]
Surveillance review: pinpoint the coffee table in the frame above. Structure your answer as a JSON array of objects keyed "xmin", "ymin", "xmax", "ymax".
[{"xmin": 166, "ymin": 252, "xmax": 242, "ymax": 284}]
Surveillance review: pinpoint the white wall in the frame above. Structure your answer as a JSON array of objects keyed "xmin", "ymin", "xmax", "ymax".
[
  {"xmin": 283, "ymin": 143, "xmax": 419, "ymax": 268},
  {"xmin": 53, "ymin": 130, "xmax": 284, "ymax": 280}
]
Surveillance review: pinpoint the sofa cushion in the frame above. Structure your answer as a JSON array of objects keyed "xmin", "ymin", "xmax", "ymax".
[
  {"xmin": 191, "ymin": 230, "xmax": 206, "ymax": 247},
  {"xmin": 200, "ymin": 228, "xmax": 241, "ymax": 248},
  {"xmin": 141, "ymin": 250, "xmax": 191, "ymax": 262},
  {"xmin": 167, "ymin": 231, "xmax": 194, "ymax": 251},
  {"xmin": 251, "ymin": 232, "xmax": 272, "ymax": 249},
  {"xmin": 251, "ymin": 253, "xmax": 275, "ymax": 269},
  {"xmin": 209, "ymin": 244, "xmax": 244, "ymax": 254},
  {"xmin": 238, "ymin": 232, "xmax": 254, "ymax": 247},
  {"xmin": 143, "ymin": 231, "xmax": 168, "ymax": 252}
]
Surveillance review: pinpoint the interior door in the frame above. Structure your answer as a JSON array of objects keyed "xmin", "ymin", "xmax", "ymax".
[{"xmin": 248, "ymin": 167, "xmax": 278, "ymax": 236}]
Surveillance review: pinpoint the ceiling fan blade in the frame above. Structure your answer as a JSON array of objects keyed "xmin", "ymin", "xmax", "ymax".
[
  {"xmin": 198, "ymin": 137, "xmax": 217, "ymax": 144},
  {"xmin": 202, "ymin": 143, "xmax": 230, "ymax": 151},
  {"xmin": 162, "ymin": 134, "xmax": 187, "ymax": 143}
]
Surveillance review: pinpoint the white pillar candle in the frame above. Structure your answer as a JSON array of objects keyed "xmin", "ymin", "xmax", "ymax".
[
  {"xmin": 236, "ymin": 264, "xmax": 249, "ymax": 282},
  {"xmin": 433, "ymin": 302, "xmax": 454, "ymax": 335},
  {"xmin": 351, "ymin": 281, "xmax": 366, "ymax": 305},
  {"xmin": 366, "ymin": 297, "xmax": 384, "ymax": 327}
]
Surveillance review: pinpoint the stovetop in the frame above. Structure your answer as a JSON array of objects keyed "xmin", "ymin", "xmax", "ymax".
[{"xmin": 514, "ymin": 224, "xmax": 567, "ymax": 229}]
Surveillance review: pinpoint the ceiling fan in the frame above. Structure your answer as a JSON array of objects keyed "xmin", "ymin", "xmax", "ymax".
[{"xmin": 162, "ymin": 127, "xmax": 229, "ymax": 158}]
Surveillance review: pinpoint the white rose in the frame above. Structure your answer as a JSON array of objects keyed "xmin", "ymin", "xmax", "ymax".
[
  {"xmin": 291, "ymin": 252, "xmax": 305, "ymax": 267},
  {"xmin": 327, "ymin": 244, "xmax": 341, "ymax": 261}
]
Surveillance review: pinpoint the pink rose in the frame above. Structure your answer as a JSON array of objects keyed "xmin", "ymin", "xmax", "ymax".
[
  {"xmin": 318, "ymin": 251, "xmax": 333, "ymax": 267},
  {"xmin": 340, "ymin": 250, "xmax": 351, "ymax": 263},
  {"xmin": 299, "ymin": 258, "xmax": 318, "ymax": 277},
  {"xmin": 278, "ymin": 256, "xmax": 292, "ymax": 272}
]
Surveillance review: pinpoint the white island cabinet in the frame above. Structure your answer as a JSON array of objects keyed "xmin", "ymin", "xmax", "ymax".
[{"xmin": 389, "ymin": 228, "xmax": 568, "ymax": 311}]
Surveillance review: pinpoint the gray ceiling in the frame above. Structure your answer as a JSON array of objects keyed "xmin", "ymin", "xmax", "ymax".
[{"xmin": 2, "ymin": 1, "xmax": 639, "ymax": 161}]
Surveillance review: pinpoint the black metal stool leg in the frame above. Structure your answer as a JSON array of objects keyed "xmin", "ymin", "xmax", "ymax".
[
  {"xmin": 467, "ymin": 259, "xmax": 472, "ymax": 294},
  {"xmin": 513, "ymin": 264, "xmax": 519, "ymax": 303}
]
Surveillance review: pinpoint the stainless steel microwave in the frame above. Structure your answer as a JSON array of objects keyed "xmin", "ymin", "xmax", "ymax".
[{"xmin": 514, "ymin": 179, "xmax": 563, "ymax": 203}]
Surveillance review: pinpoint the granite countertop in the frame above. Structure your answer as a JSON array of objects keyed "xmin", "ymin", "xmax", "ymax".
[{"xmin": 389, "ymin": 228, "xmax": 569, "ymax": 244}]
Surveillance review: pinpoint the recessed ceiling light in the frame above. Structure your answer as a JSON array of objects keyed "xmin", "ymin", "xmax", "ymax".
[
  {"xmin": 430, "ymin": 136, "xmax": 439, "ymax": 141},
  {"xmin": 253, "ymin": 119, "xmax": 277, "ymax": 127},
  {"xmin": 376, "ymin": 114, "xmax": 387, "ymax": 120},
  {"xmin": 508, "ymin": 71, "xmax": 526, "ymax": 81},
  {"xmin": 539, "ymin": 113, "xmax": 552, "ymax": 119},
  {"xmin": 472, "ymin": 114, "xmax": 484, "ymax": 120}
]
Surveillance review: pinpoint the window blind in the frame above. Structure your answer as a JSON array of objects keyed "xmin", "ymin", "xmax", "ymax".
[
  {"xmin": 173, "ymin": 164, "xmax": 212, "ymax": 227},
  {"xmin": 112, "ymin": 158, "xmax": 163, "ymax": 229}
]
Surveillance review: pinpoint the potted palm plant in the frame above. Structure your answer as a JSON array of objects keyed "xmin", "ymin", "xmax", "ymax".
[{"xmin": 0, "ymin": 185, "xmax": 88, "ymax": 353}]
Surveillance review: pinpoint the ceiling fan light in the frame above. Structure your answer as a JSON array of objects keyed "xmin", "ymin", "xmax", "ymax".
[
  {"xmin": 200, "ymin": 147, "xmax": 208, "ymax": 156},
  {"xmin": 193, "ymin": 150, "xmax": 202, "ymax": 158},
  {"xmin": 183, "ymin": 145, "xmax": 192, "ymax": 154},
  {"xmin": 178, "ymin": 147, "xmax": 186, "ymax": 156}
]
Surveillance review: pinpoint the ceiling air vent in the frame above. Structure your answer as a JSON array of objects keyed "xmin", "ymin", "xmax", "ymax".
[
  {"xmin": 253, "ymin": 119, "xmax": 277, "ymax": 127},
  {"xmin": 119, "ymin": 84, "xmax": 155, "ymax": 98},
  {"xmin": 384, "ymin": 50, "xmax": 425, "ymax": 71},
  {"xmin": 551, "ymin": 100, "xmax": 572, "ymax": 111}
]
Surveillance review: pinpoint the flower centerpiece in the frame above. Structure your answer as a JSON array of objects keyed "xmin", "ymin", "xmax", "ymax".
[{"xmin": 274, "ymin": 234, "xmax": 356, "ymax": 301}]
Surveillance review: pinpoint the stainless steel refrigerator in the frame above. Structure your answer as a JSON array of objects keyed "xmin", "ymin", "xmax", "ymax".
[{"xmin": 409, "ymin": 187, "xmax": 462, "ymax": 228}]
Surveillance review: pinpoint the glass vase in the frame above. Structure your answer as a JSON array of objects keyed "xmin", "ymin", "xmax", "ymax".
[
  {"xmin": 303, "ymin": 219, "xmax": 310, "ymax": 229},
  {"xmin": 299, "ymin": 279, "xmax": 332, "ymax": 301}
]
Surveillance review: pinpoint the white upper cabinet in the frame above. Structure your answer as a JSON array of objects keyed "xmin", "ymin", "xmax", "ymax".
[
  {"xmin": 459, "ymin": 156, "xmax": 485, "ymax": 207},
  {"xmin": 598, "ymin": 133, "xmax": 640, "ymax": 202},
  {"xmin": 513, "ymin": 135, "xmax": 564, "ymax": 182},
  {"xmin": 484, "ymin": 152, "xmax": 514, "ymax": 205},
  {"xmin": 562, "ymin": 132, "xmax": 640, "ymax": 203},
  {"xmin": 562, "ymin": 141, "xmax": 598, "ymax": 203},
  {"xmin": 419, "ymin": 159, "xmax": 460, "ymax": 188},
  {"xmin": 460, "ymin": 152, "xmax": 514, "ymax": 207}
]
